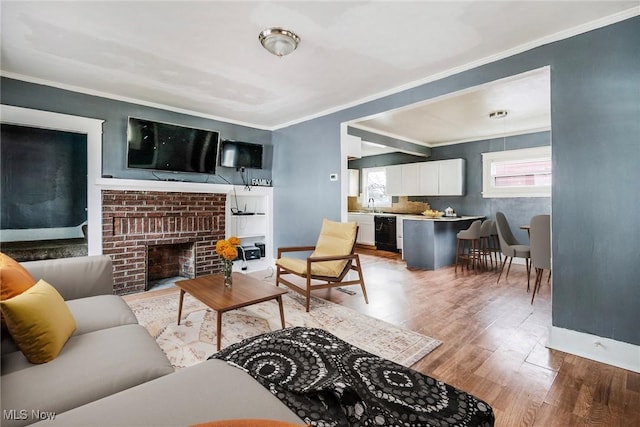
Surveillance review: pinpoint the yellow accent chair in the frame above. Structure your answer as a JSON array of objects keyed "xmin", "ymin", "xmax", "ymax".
[{"xmin": 275, "ymin": 219, "xmax": 368, "ymax": 312}]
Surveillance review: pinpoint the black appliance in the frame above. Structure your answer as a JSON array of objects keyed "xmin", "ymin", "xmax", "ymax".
[
  {"xmin": 126, "ymin": 117, "xmax": 220, "ymax": 174},
  {"xmin": 255, "ymin": 242, "xmax": 266, "ymax": 257},
  {"xmin": 219, "ymin": 140, "xmax": 263, "ymax": 169},
  {"xmin": 374, "ymin": 215, "xmax": 398, "ymax": 252}
]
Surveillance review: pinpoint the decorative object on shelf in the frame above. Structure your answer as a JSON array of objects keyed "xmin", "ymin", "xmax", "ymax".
[
  {"xmin": 258, "ymin": 27, "xmax": 300, "ymax": 57},
  {"xmin": 215, "ymin": 236, "xmax": 240, "ymax": 287},
  {"xmin": 422, "ymin": 209, "xmax": 444, "ymax": 218}
]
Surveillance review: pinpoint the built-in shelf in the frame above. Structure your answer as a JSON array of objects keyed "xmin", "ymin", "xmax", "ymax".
[{"xmin": 225, "ymin": 186, "xmax": 273, "ymax": 273}]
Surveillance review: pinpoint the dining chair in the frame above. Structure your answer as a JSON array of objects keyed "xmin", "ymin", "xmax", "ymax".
[
  {"xmin": 489, "ymin": 220, "xmax": 502, "ymax": 267},
  {"xmin": 495, "ymin": 212, "xmax": 531, "ymax": 290},
  {"xmin": 529, "ymin": 214, "xmax": 551, "ymax": 304},
  {"xmin": 455, "ymin": 220, "xmax": 482, "ymax": 273}
]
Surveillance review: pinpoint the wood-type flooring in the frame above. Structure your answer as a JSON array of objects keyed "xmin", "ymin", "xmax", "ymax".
[{"xmin": 308, "ymin": 248, "xmax": 640, "ymax": 427}]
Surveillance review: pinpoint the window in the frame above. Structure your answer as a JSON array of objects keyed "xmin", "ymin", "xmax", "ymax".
[
  {"xmin": 482, "ymin": 146, "xmax": 551, "ymax": 198},
  {"xmin": 362, "ymin": 167, "xmax": 391, "ymax": 207}
]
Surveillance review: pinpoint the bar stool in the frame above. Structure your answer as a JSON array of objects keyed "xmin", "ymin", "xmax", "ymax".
[
  {"xmin": 479, "ymin": 219, "xmax": 495, "ymax": 269},
  {"xmin": 455, "ymin": 220, "xmax": 482, "ymax": 273}
]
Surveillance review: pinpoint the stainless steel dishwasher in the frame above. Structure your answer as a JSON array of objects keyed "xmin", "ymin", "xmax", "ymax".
[{"xmin": 374, "ymin": 215, "xmax": 398, "ymax": 252}]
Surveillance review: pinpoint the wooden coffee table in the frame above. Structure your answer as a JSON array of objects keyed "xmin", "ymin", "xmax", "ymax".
[{"xmin": 175, "ymin": 273, "xmax": 288, "ymax": 351}]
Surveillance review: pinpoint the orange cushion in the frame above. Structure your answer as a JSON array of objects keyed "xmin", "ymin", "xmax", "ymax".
[
  {"xmin": 190, "ymin": 420, "xmax": 308, "ymax": 427},
  {"xmin": 1, "ymin": 252, "xmax": 37, "ymax": 300},
  {"xmin": 1, "ymin": 252, "xmax": 37, "ymax": 329}
]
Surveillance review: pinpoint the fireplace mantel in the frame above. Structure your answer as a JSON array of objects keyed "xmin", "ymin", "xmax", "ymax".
[{"xmin": 95, "ymin": 177, "xmax": 236, "ymax": 194}]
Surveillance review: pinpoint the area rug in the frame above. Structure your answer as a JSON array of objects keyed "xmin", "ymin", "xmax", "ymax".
[{"xmin": 126, "ymin": 282, "xmax": 441, "ymax": 370}]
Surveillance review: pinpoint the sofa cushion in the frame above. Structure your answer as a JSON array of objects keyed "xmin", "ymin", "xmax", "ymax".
[
  {"xmin": 1, "ymin": 280, "xmax": 76, "ymax": 364},
  {"xmin": 1, "ymin": 324, "xmax": 174, "ymax": 427},
  {"xmin": 31, "ymin": 359, "xmax": 304, "ymax": 427},
  {"xmin": 1, "ymin": 295, "xmax": 138, "ymax": 357},
  {"xmin": 66, "ymin": 295, "xmax": 138, "ymax": 336}
]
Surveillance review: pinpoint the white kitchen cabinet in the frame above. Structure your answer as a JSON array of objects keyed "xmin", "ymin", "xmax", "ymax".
[
  {"xmin": 401, "ymin": 163, "xmax": 420, "ymax": 195},
  {"xmin": 344, "ymin": 134, "xmax": 362, "ymax": 158},
  {"xmin": 348, "ymin": 169, "xmax": 360, "ymax": 197},
  {"xmin": 386, "ymin": 163, "xmax": 419, "ymax": 196},
  {"xmin": 418, "ymin": 159, "xmax": 465, "ymax": 196},
  {"xmin": 348, "ymin": 213, "xmax": 375, "ymax": 246},
  {"xmin": 385, "ymin": 164, "xmax": 403, "ymax": 195},
  {"xmin": 418, "ymin": 162, "xmax": 439, "ymax": 195},
  {"xmin": 438, "ymin": 158, "xmax": 465, "ymax": 195}
]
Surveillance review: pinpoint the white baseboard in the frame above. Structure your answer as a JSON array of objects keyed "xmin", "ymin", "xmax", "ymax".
[{"xmin": 547, "ymin": 326, "xmax": 640, "ymax": 373}]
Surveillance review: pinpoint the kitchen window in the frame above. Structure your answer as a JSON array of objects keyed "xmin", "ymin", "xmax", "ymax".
[
  {"xmin": 482, "ymin": 146, "xmax": 551, "ymax": 198},
  {"xmin": 362, "ymin": 167, "xmax": 391, "ymax": 207}
]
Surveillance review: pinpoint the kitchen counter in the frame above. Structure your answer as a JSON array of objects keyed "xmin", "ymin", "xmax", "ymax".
[
  {"xmin": 402, "ymin": 216, "xmax": 485, "ymax": 270},
  {"xmin": 348, "ymin": 211, "xmax": 483, "ymax": 221}
]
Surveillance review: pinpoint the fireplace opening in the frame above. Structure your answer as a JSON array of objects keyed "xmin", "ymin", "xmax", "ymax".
[{"xmin": 146, "ymin": 243, "xmax": 195, "ymax": 291}]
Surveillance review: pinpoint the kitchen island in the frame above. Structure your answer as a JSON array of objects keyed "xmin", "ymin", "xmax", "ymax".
[{"xmin": 402, "ymin": 216, "xmax": 485, "ymax": 270}]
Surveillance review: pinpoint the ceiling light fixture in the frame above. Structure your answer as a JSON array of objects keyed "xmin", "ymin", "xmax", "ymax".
[
  {"xmin": 489, "ymin": 110, "xmax": 508, "ymax": 119},
  {"xmin": 259, "ymin": 27, "xmax": 300, "ymax": 57}
]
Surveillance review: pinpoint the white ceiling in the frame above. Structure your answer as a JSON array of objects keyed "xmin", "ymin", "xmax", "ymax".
[
  {"xmin": 1, "ymin": 1, "xmax": 638, "ymax": 135},
  {"xmin": 354, "ymin": 67, "xmax": 551, "ymax": 153}
]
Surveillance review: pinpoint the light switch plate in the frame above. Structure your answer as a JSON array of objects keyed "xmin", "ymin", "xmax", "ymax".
[{"xmin": 329, "ymin": 173, "xmax": 339, "ymax": 181}]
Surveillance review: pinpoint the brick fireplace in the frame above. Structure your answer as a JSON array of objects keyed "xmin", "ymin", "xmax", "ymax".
[{"xmin": 102, "ymin": 190, "xmax": 226, "ymax": 294}]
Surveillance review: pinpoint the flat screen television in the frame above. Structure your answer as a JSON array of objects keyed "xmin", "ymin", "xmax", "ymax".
[
  {"xmin": 127, "ymin": 117, "xmax": 220, "ymax": 174},
  {"xmin": 219, "ymin": 140, "xmax": 263, "ymax": 169}
]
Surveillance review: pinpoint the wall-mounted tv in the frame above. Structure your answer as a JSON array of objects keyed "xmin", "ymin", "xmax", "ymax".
[
  {"xmin": 219, "ymin": 140, "xmax": 263, "ymax": 169},
  {"xmin": 127, "ymin": 117, "xmax": 220, "ymax": 174}
]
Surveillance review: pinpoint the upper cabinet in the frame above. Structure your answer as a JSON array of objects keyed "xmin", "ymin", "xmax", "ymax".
[
  {"xmin": 386, "ymin": 163, "xmax": 419, "ymax": 196},
  {"xmin": 387, "ymin": 159, "xmax": 465, "ymax": 196},
  {"xmin": 344, "ymin": 135, "xmax": 362, "ymax": 159},
  {"xmin": 385, "ymin": 164, "xmax": 403, "ymax": 195},
  {"xmin": 437, "ymin": 158, "xmax": 465, "ymax": 196},
  {"xmin": 348, "ymin": 169, "xmax": 360, "ymax": 197}
]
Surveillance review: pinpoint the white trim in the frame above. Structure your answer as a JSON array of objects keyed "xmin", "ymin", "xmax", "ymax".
[
  {"xmin": 548, "ymin": 326, "xmax": 640, "ymax": 373},
  {"xmin": 95, "ymin": 177, "xmax": 237, "ymax": 194},
  {"xmin": 0, "ymin": 105, "xmax": 104, "ymax": 255}
]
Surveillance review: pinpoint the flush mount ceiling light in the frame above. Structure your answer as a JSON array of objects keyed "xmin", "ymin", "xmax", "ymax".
[
  {"xmin": 259, "ymin": 27, "xmax": 300, "ymax": 57},
  {"xmin": 489, "ymin": 110, "xmax": 508, "ymax": 119}
]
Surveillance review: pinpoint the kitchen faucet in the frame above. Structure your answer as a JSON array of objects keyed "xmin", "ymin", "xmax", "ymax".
[{"xmin": 368, "ymin": 197, "xmax": 375, "ymax": 213}]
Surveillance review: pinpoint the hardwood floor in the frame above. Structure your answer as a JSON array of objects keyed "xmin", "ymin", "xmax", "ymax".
[{"xmin": 310, "ymin": 248, "xmax": 640, "ymax": 427}]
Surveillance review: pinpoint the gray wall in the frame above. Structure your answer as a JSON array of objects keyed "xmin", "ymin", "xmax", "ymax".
[
  {"xmin": 0, "ymin": 78, "xmax": 273, "ymax": 186},
  {"xmin": 273, "ymin": 17, "xmax": 640, "ymax": 346}
]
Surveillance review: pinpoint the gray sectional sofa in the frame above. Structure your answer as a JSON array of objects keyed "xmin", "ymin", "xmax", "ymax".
[{"xmin": 1, "ymin": 255, "xmax": 303, "ymax": 427}]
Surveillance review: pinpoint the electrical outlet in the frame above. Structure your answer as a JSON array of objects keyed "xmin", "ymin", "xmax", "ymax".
[{"xmin": 329, "ymin": 173, "xmax": 338, "ymax": 181}]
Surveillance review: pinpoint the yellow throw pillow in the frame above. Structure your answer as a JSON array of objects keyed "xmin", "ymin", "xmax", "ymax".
[{"xmin": 0, "ymin": 279, "xmax": 76, "ymax": 364}]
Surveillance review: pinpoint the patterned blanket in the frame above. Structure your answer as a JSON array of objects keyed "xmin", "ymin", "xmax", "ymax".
[{"xmin": 211, "ymin": 327, "xmax": 494, "ymax": 427}]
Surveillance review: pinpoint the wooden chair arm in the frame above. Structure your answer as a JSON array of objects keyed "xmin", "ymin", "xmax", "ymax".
[{"xmin": 277, "ymin": 245, "xmax": 316, "ymax": 258}]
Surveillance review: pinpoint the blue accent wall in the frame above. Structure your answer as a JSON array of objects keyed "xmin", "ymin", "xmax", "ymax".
[
  {"xmin": 273, "ymin": 17, "xmax": 640, "ymax": 346},
  {"xmin": 0, "ymin": 78, "xmax": 273, "ymax": 186}
]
